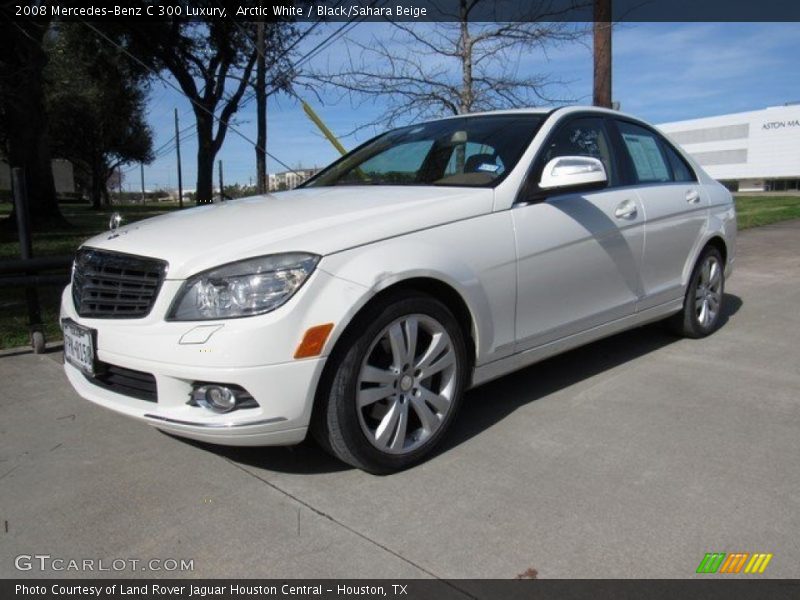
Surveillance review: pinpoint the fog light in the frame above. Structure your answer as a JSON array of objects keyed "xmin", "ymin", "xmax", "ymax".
[{"xmin": 192, "ymin": 385, "xmax": 236, "ymax": 413}]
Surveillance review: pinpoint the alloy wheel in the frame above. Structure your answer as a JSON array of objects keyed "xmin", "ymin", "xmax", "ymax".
[
  {"xmin": 356, "ymin": 314, "xmax": 458, "ymax": 454},
  {"xmin": 695, "ymin": 255, "xmax": 722, "ymax": 328}
]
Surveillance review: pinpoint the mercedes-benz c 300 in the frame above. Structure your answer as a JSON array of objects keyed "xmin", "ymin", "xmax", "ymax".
[{"xmin": 61, "ymin": 107, "xmax": 736, "ymax": 473}]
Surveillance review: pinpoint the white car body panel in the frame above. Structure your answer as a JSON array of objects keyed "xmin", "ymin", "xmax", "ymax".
[
  {"xmin": 511, "ymin": 188, "xmax": 645, "ymax": 351},
  {"xmin": 81, "ymin": 187, "xmax": 494, "ymax": 279},
  {"xmin": 60, "ymin": 106, "xmax": 737, "ymax": 447}
]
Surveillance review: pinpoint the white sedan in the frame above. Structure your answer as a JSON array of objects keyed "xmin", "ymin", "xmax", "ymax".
[{"xmin": 61, "ymin": 106, "xmax": 736, "ymax": 473}]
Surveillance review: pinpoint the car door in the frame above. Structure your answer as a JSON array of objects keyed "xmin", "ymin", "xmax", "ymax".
[
  {"xmin": 512, "ymin": 115, "xmax": 646, "ymax": 352},
  {"xmin": 612, "ymin": 119, "xmax": 709, "ymax": 310}
]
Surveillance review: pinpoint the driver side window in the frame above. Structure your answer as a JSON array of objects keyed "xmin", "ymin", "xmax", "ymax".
[
  {"xmin": 540, "ymin": 117, "xmax": 618, "ymax": 186},
  {"xmin": 346, "ymin": 141, "xmax": 434, "ymax": 185}
]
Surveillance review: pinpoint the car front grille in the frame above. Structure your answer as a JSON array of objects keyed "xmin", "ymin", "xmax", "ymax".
[
  {"xmin": 72, "ymin": 248, "xmax": 167, "ymax": 319},
  {"xmin": 85, "ymin": 362, "xmax": 158, "ymax": 402}
]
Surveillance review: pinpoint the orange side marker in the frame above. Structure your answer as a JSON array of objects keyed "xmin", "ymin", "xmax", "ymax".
[{"xmin": 294, "ymin": 323, "xmax": 334, "ymax": 359}]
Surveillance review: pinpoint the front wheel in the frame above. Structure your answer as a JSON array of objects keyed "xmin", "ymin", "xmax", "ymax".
[
  {"xmin": 312, "ymin": 293, "xmax": 468, "ymax": 474},
  {"xmin": 669, "ymin": 246, "xmax": 725, "ymax": 338}
]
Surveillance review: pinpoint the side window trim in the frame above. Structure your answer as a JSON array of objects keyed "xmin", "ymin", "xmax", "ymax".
[
  {"xmin": 604, "ymin": 117, "xmax": 637, "ymax": 186},
  {"xmin": 660, "ymin": 135, "xmax": 698, "ymax": 183}
]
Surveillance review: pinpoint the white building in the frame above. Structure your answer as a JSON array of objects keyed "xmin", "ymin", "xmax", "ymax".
[
  {"xmin": 268, "ymin": 167, "xmax": 321, "ymax": 192},
  {"xmin": 658, "ymin": 104, "xmax": 800, "ymax": 192}
]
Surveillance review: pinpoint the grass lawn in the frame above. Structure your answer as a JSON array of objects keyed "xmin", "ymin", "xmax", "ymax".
[
  {"xmin": 0, "ymin": 201, "xmax": 189, "ymax": 349},
  {"xmin": 1, "ymin": 195, "xmax": 799, "ymax": 350},
  {"xmin": 734, "ymin": 195, "xmax": 800, "ymax": 230}
]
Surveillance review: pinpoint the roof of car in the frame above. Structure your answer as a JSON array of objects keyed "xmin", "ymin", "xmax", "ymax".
[{"xmin": 433, "ymin": 105, "xmax": 629, "ymax": 121}]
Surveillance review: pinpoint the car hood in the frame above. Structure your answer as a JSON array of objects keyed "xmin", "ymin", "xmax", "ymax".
[{"xmin": 81, "ymin": 186, "xmax": 494, "ymax": 279}]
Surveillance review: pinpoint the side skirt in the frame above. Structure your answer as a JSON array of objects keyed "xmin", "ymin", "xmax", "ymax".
[{"xmin": 470, "ymin": 298, "xmax": 683, "ymax": 388}]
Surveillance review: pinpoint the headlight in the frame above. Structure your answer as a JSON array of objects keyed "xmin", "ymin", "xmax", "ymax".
[{"xmin": 168, "ymin": 253, "xmax": 320, "ymax": 320}]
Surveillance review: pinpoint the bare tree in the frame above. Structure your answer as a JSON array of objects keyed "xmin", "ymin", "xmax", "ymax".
[
  {"xmin": 311, "ymin": 0, "xmax": 589, "ymax": 134},
  {"xmin": 110, "ymin": 11, "xmax": 298, "ymax": 204}
]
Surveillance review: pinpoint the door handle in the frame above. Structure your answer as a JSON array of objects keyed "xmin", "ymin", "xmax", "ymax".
[
  {"xmin": 686, "ymin": 189, "xmax": 701, "ymax": 204},
  {"xmin": 614, "ymin": 199, "xmax": 638, "ymax": 219}
]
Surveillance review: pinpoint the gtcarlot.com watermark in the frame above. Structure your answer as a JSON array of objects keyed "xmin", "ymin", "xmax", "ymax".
[{"xmin": 14, "ymin": 554, "xmax": 194, "ymax": 573}]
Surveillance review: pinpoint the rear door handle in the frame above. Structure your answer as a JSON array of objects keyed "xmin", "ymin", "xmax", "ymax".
[
  {"xmin": 614, "ymin": 199, "xmax": 638, "ymax": 219},
  {"xmin": 686, "ymin": 189, "xmax": 701, "ymax": 204}
]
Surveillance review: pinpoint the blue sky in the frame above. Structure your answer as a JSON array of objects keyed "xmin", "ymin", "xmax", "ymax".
[{"xmin": 130, "ymin": 22, "xmax": 800, "ymax": 191}]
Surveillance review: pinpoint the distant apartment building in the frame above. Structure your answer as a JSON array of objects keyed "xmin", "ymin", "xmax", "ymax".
[
  {"xmin": 659, "ymin": 104, "xmax": 800, "ymax": 192},
  {"xmin": 0, "ymin": 158, "xmax": 75, "ymax": 195},
  {"xmin": 268, "ymin": 167, "xmax": 321, "ymax": 192}
]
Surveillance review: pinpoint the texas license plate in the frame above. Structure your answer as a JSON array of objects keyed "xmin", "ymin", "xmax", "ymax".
[{"xmin": 62, "ymin": 319, "xmax": 95, "ymax": 376}]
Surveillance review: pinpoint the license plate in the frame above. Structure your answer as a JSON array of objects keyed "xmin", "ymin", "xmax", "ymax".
[{"xmin": 62, "ymin": 320, "xmax": 95, "ymax": 376}]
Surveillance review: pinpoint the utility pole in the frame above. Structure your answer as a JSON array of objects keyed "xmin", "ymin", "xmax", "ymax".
[
  {"xmin": 174, "ymin": 108, "xmax": 184, "ymax": 208},
  {"xmin": 218, "ymin": 159, "xmax": 224, "ymax": 202},
  {"xmin": 593, "ymin": 0, "xmax": 612, "ymax": 109},
  {"xmin": 140, "ymin": 162, "xmax": 145, "ymax": 204}
]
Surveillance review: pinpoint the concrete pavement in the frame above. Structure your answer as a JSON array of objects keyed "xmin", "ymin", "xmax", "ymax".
[{"xmin": 1, "ymin": 220, "xmax": 798, "ymax": 579}]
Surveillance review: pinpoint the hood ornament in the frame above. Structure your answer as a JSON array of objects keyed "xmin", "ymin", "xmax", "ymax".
[{"xmin": 108, "ymin": 212, "xmax": 123, "ymax": 239}]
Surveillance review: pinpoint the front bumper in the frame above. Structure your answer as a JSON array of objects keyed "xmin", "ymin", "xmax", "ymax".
[
  {"xmin": 59, "ymin": 265, "xmax": 371, "ymax": 446},
  {"xmin": 63, "ymin": 358, "xmax": 319, "ymax": 446}
]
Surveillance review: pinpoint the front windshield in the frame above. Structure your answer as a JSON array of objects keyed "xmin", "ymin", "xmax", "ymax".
[{"xmin": 303, "ymin": 114, "xmax": 545, "ymax": 188}]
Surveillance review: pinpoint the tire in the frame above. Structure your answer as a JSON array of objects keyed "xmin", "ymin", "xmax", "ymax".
[
  {"xmin": 311, "ymin": 292, "xmax": 469, "ymax": 474},
  {"xmin": 668, "ymin": 246, "xmax": 725, "ymax": 338}
]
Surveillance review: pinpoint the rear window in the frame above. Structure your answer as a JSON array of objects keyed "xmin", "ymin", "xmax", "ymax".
[{"xmin": 617, "ymin": 121, "xmax": 672, "ymax": 184}]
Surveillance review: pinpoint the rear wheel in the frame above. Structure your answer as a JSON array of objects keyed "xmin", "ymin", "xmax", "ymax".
[
  {"xmin": 669, "ymin": 246, "xmax": 725, "ymax": 338},
  {"xmin": 312, "ymin": 293, "xmax": 468, "ymax": 474}
]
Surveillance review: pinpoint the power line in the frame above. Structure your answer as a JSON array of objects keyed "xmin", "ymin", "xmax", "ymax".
[
  {"xmin": 78, "ymin": 19, "xmax": 302, "ymax": 176},
  {"xmin": 121, "ymin": 126, "xmax": 200, "ymax": 179},
  {"xmin": 151, "ymin": 124, "xmax": 195, "ymax": 158},
  {"xmin": 152, "ymin": 125, "xmax": 197, "ymax": 159},
  {"xmin": 223, "ymin": 1, "xmax": 335, "ymax": 76},
  {"xmin": 238, "ymin": 9, "xmax": 376, "ymax": 110}
]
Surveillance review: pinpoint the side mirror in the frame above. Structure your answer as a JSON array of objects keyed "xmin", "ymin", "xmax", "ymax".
[{"xmin": 539, "ymin": 156, "xmax": 607, "ymax": 191}]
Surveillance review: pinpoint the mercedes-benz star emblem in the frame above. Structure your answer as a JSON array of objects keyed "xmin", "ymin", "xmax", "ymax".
[{"xmin": 107, "ymin": 212, "xmax": 125, "ymax": 239}]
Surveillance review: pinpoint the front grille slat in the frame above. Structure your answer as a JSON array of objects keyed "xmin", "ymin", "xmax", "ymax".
[
  {"xmin": 85, "ymin": 362, "xmax": 158, "ymax": 402},
  {"xmin": 85, "ymin": 272, "xmax": 161, "ymax": 285},
  {"xmin": 72, "ymin": 248, "xmax": 167, "ymax": 319},
  {"xmin": 82, "ymin": 296, "xmax": 152, "ymax": 307},
  {"xmin": 83, "ymin": 278, "xmax": 158, "ymax": 290}
]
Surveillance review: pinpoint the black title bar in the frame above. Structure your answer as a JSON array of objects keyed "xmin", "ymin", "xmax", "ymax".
[
  {"xmin": 4, "ymin": 579, "xmax": 800, "ymax": 600},
  {"xmin": 4, "ymin": 0, "xmax": 800, "ymax": 22}
]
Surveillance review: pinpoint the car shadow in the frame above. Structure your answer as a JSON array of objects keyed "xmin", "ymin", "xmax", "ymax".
[
  {"xmin": 177, "ymin": 293, "xmax": 742, "ymax": 475},
  {"xmin": 438, "ymin": 293, "xmax": 743, "ymax": 457}
]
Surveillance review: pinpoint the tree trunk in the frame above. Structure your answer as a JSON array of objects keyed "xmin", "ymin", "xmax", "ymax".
[
  {"xmin": 195, "ymin": 111, "xmax": 216, "ymax": 204},
  {"xmin": 90, "ymin": 159, "xmax": 104, "ymax": 210},
  {"xmin": 0, "ymin": 19, "xmax": 66, "ymax": 230},
  {"xmin": 255, "ymin": 20, "xmax": 267, "ymax": 194}
]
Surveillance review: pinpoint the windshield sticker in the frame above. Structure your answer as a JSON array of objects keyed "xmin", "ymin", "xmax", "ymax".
[{"xmin": 477, "ymin": 163, "xmax": 500, "ymax": 173}]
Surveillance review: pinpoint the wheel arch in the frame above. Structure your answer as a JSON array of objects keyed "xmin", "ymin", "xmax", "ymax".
[
  {"xmin": 705, "ymin": 235, "xmax": 727, "ymax": 265},
  {"xmin": 682, "ymin": 232, "xmax": 729, "ymax": 287},
  {"xmin": 310, "ymin": 276, "xmax": 479, "ymax": 426}
]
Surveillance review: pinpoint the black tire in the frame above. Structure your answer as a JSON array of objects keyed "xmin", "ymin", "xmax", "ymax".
[
  {"xmin": 668, "ymin": 246, "xmax": 725, "ymax": 338},
  {"xmin": 311, "ymin": 292, "xmax": 469, "ymax": 474}
]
